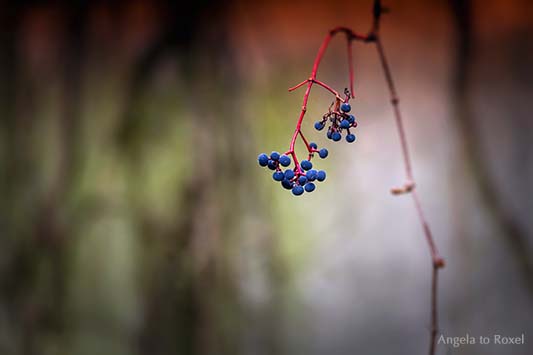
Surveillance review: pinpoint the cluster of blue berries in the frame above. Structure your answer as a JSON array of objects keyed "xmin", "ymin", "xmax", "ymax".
[
  {"xmin": 258, "ymin": 101, "xmax": 359, "ymax": 196},
  {"xmin": 314, "ymin": 102, "xmax": 357, "ymax": 143},
  {"xmin": 257, "ymin": 145, "xmax": 327, "ymax": 196}
]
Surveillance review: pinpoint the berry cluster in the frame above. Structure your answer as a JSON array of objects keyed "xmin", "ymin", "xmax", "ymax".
[
  {"xmin": 258, "ymin": 143, "xmax": 328, "ymax": 196},
  {"xmin": 258, "ymin": 94, "xmax": 359, "ymax": 196},
  {"xmin": 314, "ymin": 103, "xmax": 357, "ymax": 143}
]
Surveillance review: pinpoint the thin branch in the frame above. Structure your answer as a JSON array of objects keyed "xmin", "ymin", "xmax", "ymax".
[
  {"xmin": 285, "ymin": 27, "xmax": 370, "ymax": 175},
  {"xmin": 370, "ymin": 4, "xmax": 445, "ymax": 355},
  {"xmin": 276, "ymin": 4, "xmax": 445, "ymax": 353}
]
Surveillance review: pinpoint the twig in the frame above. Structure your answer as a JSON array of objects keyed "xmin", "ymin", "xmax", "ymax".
[
  {"xmin": 370, "ymin": 3, "xmax": 445, "ymax": 355},
  {"xmin": 284, "ymin": 1, "xmax": 445, "ymax": 354},
  {"xmin": 285, "ymin": 25, "xmax": 370, "ymax": 174}
]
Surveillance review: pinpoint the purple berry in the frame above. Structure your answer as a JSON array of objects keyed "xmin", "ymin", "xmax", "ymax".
[
  {"xmin": 279, "ymin": 155, "xmax": 291, "ymax": 166},
  {"xmin": 306, "ymin": 169, "xmax": 317, "ymax": 181},
  {"xmin": 284, "ymin": 169, "xmax": 295, "ymax": 180},
  {"xmin": 292, "ymin": 185, "xmax": 304, "ymax": 196},
  {"xmin": 304, "ymin": 182, "xmax": 316, "ymax": 192},
  {"xmin": 273, "ymin": 171, "xmax": 285, "ymax": 181},
  {"xmin": 340, "ymin": 119, "xmax": 350, "ymax": 129},
  {"xmin": 341, "ymin": 103, "xmax": 351, "ymax": 112},
  {"xmin": 300, "ymin": 160, "xmax": 312, "ymax": 171},
  {"xmin": 258, "ymin": 153, "xmax": 269, "ymax": 167},
  {"xmin": 282, "ymin": 179, "xmax": 294, "ymax": 190}
]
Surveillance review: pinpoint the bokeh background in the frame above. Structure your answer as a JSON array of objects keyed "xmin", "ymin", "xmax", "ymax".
[{"xmin": 1, "ymin": 0, "xmax": 532, "ymax": 354}]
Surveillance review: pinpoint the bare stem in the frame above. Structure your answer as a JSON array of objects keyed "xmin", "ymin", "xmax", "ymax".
[
  {"xmin": 284, "ymin": 3, "xmax": 445, "ymax": 354},
  {"xmin": 371, "ymin": 4, "xmax": 445, "ymax": 355}
]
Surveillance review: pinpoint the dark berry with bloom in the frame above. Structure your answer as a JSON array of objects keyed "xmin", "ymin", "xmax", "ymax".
[
  {"xmin": 284, "ymin": 169, "xmax": 295, "ymax": 180},
  {"xmin": 292, "ymin": 185, "xmax": 304, "ymax": 196},
  {"xmin": 314, "ymin": 121, "xmax": 325, "ymax": 131},
  {"xmin": 282, "ymin": 179, "xmax": 294, "ymax": 190},
  {"xmin": 279, "ymin": 155, "xmax": 291, "ymax": 166},
  {"xmin": 301, "ymin": 160, "xmax": 312, "ymax": 170},
  {"xmin": 273, "ymin": 171, "xmax": 285, "ymax": 181},
  {"xmin": 258, "ymin": 153, "xmax": 269, "ymax": 167},
  {"xmin": 306, "ymin": 169, "xmax": 317, "ymax": 181},
  {"xmin": 341, "ymin": 103, "xmax": 351, "ymax": 112}
]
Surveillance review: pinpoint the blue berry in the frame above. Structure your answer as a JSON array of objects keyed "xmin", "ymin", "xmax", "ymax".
[
  {"xmin": 341, "ymin": 103, "xmax": 351, "ymax": 112},
  {"xmin": 284, "ymin": 169, "xmax": 295, "ymax": 180},
  {"xmin": 270, "ymin": 151, "xmax": 280, "ymax": 161},
  {"xmin": 306, "ymin": 169, "xmax": 317, "ymax": 181},
  {"xmin": 340, "ymin": 119, "xmax": 350, "ymax": 129},
  {"xmin": 282, "ymin": 179, "xmax": 294, "ymax": 190},
  {"xmin": 279, "ymin": 155, "xmax": 291, "ymax": 166},
  {"xmin": 267, "ymin": 160, "xmax": 277, "ymax": 170},
  {"xmin": 292, "ymin": 185, "xmax": 304, "ymax": 196},
  {"xmin": 310, "ymin": 142, "xmax": 318, "ymax": 149},
  {"xmin": 273, "ymin": 171, "xmax": 285, "ymax": 181},
  {"xmin": 348, "ymin": 115, "xmax": 355, "ymax": 124},
  {"xmin": 305, "ymin": 182, "xmax": 316, "ymax": 192},
  {"xmin": 298, "ymin": 175, "xmax": 307, "ymax": 185},
  {"xmin": 317, "ymin": 170, "xmax": 327, "ymax": 182},
  {"xmin": 314, "ymin": 121, "xmax": 325, "ymax": 131},
  {"xmin": 300, "ymin": 160, "xmax": 312, "ymax": 170},
  {"xmin": 332, "ymin": 132, "xmax": 341, "ymax": 141},
  {"xmin": 318, "ymin": 148, "xmax": 328, "ymax": 159},
  {"xmin": 346, "ymin": 134, "xmax": 356, "ymax": 143},
  {"xmin": 258, "ymin": 153, "xmax": 269, "ymax": 167},
  {"xmin": 327, "ymin": 130, "xmax": 333, "ymax": 139}
]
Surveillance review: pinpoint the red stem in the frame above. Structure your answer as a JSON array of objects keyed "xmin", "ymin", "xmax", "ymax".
[
  {"xmin": 283, "ymin": 6, "xmax": 444, "ymax": 354},
  {"xmin": 287, "ymin": 27, "xmax": 369, "ymax": 166}
]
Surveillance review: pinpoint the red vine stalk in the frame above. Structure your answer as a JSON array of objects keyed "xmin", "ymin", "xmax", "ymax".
[{"xmin": 286, "ymin": 2, "xmax": 445, "ymax": 354}]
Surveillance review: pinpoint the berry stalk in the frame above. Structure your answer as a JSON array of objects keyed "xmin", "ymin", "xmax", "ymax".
[
  {"xmin": 258, "ymin": 2, "xmax": 445, "ymax": 355},
  {"xmin": 286, "ymin": 27, "xmax": 370, "ymax": 168}
]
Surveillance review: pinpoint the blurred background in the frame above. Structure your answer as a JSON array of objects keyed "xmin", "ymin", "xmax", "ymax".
[{"xmin": 1, "ymin": 0, "xmax": 532, "ymax": 354}]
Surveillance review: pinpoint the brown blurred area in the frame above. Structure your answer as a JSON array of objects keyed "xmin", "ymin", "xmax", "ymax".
[{"xmin": 1, "ymin": 1, "xmax": 532, "ymax": 355}]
